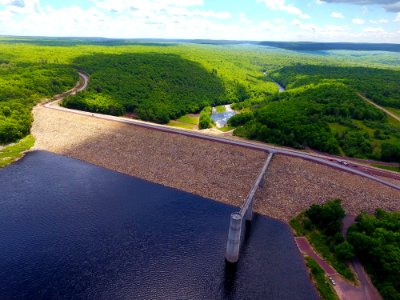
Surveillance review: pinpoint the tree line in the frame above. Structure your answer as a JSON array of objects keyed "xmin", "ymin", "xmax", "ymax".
[
  {"xmin": 0, "ymin": 60, "xmax": 77, "ymax": 144},
  {"xmin": 63, "ymin": 53, "xmax": 237, "ymax": 124}
]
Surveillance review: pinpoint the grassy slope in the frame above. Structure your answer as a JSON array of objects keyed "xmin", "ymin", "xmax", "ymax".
[
  {"xmin": 371, "ymin": 164, "xmax": 400, "ymax": 173},
  {"xmin": 0, "ymin": 135, "xmax": 35, "ymax": 168},
  {"xmin": 176, "ymin": 115, "xmax": 199, "ymax": 125},
  {"xmin": 305, "ymin": 257, "xmax": 339, "ymax": 300}
]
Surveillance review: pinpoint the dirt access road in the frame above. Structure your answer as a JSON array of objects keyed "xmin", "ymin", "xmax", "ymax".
[
  {"xmin": 296, "ymin": 237, "xmax": 382, "ymax": 300},
  {"xmin": 359, "ymin": 93, "xmax": 400, "ymax": 123}
]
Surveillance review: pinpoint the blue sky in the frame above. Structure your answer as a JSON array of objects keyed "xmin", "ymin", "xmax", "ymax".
[{"xmin": 0, "ymin": 0, "xmax": 399, "ymax": 42}]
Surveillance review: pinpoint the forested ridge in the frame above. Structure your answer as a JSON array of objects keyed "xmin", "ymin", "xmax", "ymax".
[
  {"xmin": 1, "ymin": 39, "xmax": 400, "ymax": 163},
  {"xmin": 230, "ymin": 64, "xmax": 400, "ymax": 161},
  {"xmin": 62, "ymin": 53, "xmax": 228, "ymax": 123},
  {"xmin": 270, "ymin": 65, "xmax": 400, "ymax": 109}
]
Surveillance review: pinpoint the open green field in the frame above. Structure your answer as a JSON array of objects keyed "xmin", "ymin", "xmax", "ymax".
[
  {"xmin": 166, "ymin": 121, "xmax": 195, "ymax": 130},
  {"xmin": 176, "ymin": 115, "xmax": 199, "ymax": 125},
  {"xmin": 371, "ymin": 164, "xmax": 400, "ymax": 173},
  {"xmin": 1, "ymin": 37, "xmax": 400, "ymax": 162},
  {"xmin": 167, "ymin": 114, "xmax": 199, "ymax": 130}
]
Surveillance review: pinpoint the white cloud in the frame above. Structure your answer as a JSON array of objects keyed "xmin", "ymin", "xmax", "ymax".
[
  {"xmin": 352, "ymin": 18, "xmax": 366, "ymax": 25},
  {"xmin": 330, "ymin": 12, "xmax": 344, "ymax": 18},
  {"xmin": 363, "ymin": 27, "xmax": 385, "ymax": 33},
  {"xmin": 291, "ymin": 19, "xmax": 317, "ymax": 31},
  {"xmin": 395, "ymin": 12, "xmax": 400, "ymax": 22},
  {"xmin": 369, "ymin": 19, "xmax": 388, "ymax": 24},
  {"xmin": 257, "ymin": 0, "xmax": 310, "ymax": 19},
  {"xmin": 274, "ymin": 18, "xmax": 286, "ymax": 24},
  {"xmin": 0, "ymin": 0, "xmax": 399, "ymax": 43},
  {"xmin": 239, "ymin": 12, "xmax": 251, "ymax": 25}
]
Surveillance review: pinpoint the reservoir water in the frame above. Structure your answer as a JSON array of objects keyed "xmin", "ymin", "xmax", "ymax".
[{"xmin": 0, "ymin": 151, "xmax": 317, "ymax": 299}]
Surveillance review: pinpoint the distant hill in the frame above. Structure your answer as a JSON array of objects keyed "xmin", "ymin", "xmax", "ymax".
[
  {"xmin": 258, "ymin": 42, "xmax": 400, "ymax": 52},
  {"xmin": 1, "ymin": 36, "xmax": 399, "ymax": 52}
]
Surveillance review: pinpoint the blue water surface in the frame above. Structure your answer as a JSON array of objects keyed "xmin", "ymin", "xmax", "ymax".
[{"xmin": 0, "ymin": 151, "xmax": 317, "ymax": 299}]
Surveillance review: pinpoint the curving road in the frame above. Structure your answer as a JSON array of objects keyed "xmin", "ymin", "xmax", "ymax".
[
  {"xmin": 76, "ymin": 72, "xmax": 89, "ymax": 92},
  {"xmin": 44, "ymin": 73, "xmax": 400, "ymax": 192}
]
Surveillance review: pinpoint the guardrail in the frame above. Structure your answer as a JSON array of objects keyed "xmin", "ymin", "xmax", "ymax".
[{"xmin": 225, "ymin": 152, "xmax": 274, "ymax": 263}]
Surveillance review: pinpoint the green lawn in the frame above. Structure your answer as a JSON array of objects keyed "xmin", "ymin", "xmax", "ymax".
[
  {"xmin": 0, "ymin": 135, "xmax": 35, "ymax": 168},
  {"xmin": 305, "ymin": 257, "xmax": 339, "ymax": 300},
  {"xmin": 176, "ymin": 114, "xmax": 199, "ymax": 125},
  {"xmin": 218, "ymin": 125, "xmax": 234, "ymax": 132},
  {"xmin": 167, "ymin": 120, "xmax": 195, "ymax": 130},
  {"xmin": 371, "ymin": 164, "xmax": 400, "ymax": 173},
  {"xmin": 215, "ymin": 105, "xmax": 226, "ymax": 113}
]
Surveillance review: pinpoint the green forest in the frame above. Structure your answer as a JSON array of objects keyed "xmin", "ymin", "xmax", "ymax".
[
  {"xmin": 0, "ymin": 57, "xmax": 77, "ymax": 143},
  {"xmin": 62, "ymin": 53, "xmax": 228, "ymax": 123},
  {"xmin": 292, "ymin": 200, "xmax": 400, "ymax": 300},
  {"xmin": 1, "ymin": 37, "xmax": 400, "ymax": 162},
  {"xmin": 348, "ymin": 210, "xmax": 400, "ymax": 300},
  {"xmin": 230, "ymin": 65, "xmax": 400, "ymax": 161},
  {"xmin": 270, "ymin": 65, "xmax": 400, "ymax": 109}
]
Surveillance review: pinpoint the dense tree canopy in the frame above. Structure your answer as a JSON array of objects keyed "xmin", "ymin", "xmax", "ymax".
[
  {"xmin": 271, "ymin": 65, "xmax": 400, "ymax": 109},
  {"xmin": 62, "ymin": 53, "xmax": 227, "ymax": 123},
  {"xmin": 0, "ymin": 59, "xmax": 77, "ymax": 143},
  {"xmin": 306, "ymin": 199, "xmax": 346, "ymax": 236},
  {"xmin": 230, "ymin": 66, "xmax": 400, "ymax": 161},
  {"xmin": 348, "ymin": 210, "xmax": 400, "ymax": 300}
]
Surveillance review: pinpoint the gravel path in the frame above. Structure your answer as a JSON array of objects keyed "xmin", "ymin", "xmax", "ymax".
[{"xmin": 32, "ymin": 106, "xmax": 400, "ymax": 221}]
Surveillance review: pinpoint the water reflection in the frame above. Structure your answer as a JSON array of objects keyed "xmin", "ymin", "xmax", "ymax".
[{"xmin": 223, "ymin": 261, "xmax": 238, "ymax": 298}]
